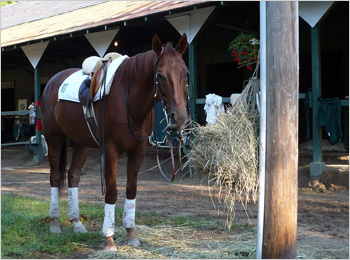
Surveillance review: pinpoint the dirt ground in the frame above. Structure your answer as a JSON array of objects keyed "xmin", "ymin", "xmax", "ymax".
[{"xmin": 1, "ymin": 140, "xmax": 349, "ymax": 258}]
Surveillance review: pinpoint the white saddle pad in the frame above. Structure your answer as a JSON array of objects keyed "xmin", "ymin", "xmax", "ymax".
[{"xmin": 58, "ymin": 55, "xmax": 128, "ymax": 103}]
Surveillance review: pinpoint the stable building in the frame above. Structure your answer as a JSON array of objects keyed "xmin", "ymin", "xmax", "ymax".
[{"xmin": 1, "ymin": 1, "xmax": 348, "ymax": 177}]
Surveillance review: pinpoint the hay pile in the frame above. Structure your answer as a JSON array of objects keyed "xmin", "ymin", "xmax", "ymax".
[{"xmin": 188, "ymin": 77, "xmax": 260, "ymax": 229}]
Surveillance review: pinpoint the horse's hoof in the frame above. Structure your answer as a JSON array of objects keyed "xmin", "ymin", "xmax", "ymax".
[
  {"xmin": 73, "ymin": 221, "xmax": 88, "ymax": 233},
  {"xmin": 104, "ymin": 236, "xmax": 117, "ymax": 251},
  {"xmin": 126, "ymin": 237, "xmax": 141, "ymax": 247},
  {"xmin": 104, "ymin": 245, "xmax": 117, "ymax": 251},
  {"xmin": 50, "ymin": 217, "xmax": 61, "ymax": 233},
  {"xmin": 50, "ymin": 225, "xmax": 62, "ymax": 234}
]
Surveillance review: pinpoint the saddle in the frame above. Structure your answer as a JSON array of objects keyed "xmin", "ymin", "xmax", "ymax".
[
  {"xmin": 78, "ymin": 52, "xmax": 122, "ymax": 146},
  {"xmin": 79, "ymin": 52, "xmax": 122, "ymax": 106}
]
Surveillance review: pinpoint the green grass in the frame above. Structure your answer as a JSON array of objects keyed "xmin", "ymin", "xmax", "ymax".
[
  {"xmin": 1, "ymin": 194, "xmax": 104, "ymax": 258},
  {"xmin": 2, "ymin": 194, "xmax": 256, "ymax": 259}
]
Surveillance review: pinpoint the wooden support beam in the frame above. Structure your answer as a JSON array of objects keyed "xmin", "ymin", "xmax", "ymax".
[{"xmin": 262, "ymin": 1, "xmax": 298, "ymax": 258}]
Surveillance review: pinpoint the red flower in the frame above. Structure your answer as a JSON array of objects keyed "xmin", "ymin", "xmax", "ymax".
[
  {"xmin": 237, "ymin": 58, "xmax": 242, "ymax": 63},
  {"xmin": 242, "ymin": 51, "xmax": 248, "ymax": 55},
  {"xmin": 247, "ymin": 65, "xmax": 250, "ymax": 69},
  {"xmin": 233, "ymin": 52, "xmax": 238, "ymax": 58},
  {"xmin": 249, "ymin": 67, "xmax": 253, "ymax": 71}
]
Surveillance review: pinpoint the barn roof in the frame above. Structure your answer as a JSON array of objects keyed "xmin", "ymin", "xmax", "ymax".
[
  {"xmin": 1, "ymin": 1, "xmax": 205, "ymax": 48},
  {"xmin": 1, "ymin": 1, "xmax": 107, "ymax": 29}
]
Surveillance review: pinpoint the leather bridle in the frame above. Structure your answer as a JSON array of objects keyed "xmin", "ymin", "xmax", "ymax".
[{"xmin": 126, "ymin": 48, "xmax": 192, "ymax": 182}]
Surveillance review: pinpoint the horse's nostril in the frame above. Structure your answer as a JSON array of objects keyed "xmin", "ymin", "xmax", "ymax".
[{"xmin": 170, "ymin": 112, "xmax": 176, "ymax": 124}]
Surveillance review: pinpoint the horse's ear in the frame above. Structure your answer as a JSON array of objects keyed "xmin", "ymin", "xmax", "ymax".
[
  {"xmin": 152, "ymin": 34, "xmax": 163, "ymax": 56},
  {"xmin": 175, "ymin": 33, "xmax": 188, "ymax": 55}
]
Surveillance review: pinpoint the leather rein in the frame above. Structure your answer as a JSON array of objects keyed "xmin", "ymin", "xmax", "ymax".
[{"xmin": 126, "ymin": 48, "xmax": 191, "ymax": 182}]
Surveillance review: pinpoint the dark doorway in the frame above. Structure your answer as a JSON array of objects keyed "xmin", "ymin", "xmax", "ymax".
[{"xmin": 1, "ymin": 88, "xmax": 16, "ymax": 142}]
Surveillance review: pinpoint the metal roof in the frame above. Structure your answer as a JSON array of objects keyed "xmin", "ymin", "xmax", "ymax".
[{"xmin": 1, "ymin": 1, "xmax": 205, "ymax": 47}]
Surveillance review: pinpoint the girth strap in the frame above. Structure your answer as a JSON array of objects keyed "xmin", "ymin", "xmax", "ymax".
[
  {"xmin": 81, "ymin": 61, "xmax": 108, "ymax": 195},
  {"xmin": 82, "ymin": 103, "xmax": 100, "ymax": 146}
]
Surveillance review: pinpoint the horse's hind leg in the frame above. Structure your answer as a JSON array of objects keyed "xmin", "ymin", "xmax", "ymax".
[
  {"xmin": 67, "ymin": 143, "xmax": 89, "ymax": 233},
  {"xmin": 123, "ymin": 144, "xmax": 147, "ymax": 247}
]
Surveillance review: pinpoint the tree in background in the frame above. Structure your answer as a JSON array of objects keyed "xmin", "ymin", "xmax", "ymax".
[{"xmin": 1, "ymin": 1, "xmax": 17, "ymax": 7}]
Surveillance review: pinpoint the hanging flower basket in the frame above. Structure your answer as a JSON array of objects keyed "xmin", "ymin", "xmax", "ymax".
[{"xmin": 228, "ymin": 33, "xmax": 260, "ymax": 71}]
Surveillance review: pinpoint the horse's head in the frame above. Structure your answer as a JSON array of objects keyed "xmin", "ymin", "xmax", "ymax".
[{"xmin": 152, "ymin": 34, "xmax": 190, "ymax": 133}]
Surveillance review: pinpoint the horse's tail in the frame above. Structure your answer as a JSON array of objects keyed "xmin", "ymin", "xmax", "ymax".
[{"xmin": 58, "ymin": 138, "xmax": 67, "ymax": 195}]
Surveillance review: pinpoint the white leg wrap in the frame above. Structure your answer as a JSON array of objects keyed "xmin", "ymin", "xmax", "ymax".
[
  {"xmin": 103, "ymin": 203, "xmax": 115, "ymax": 237},
  {"xmin": 50, "ymin": 187, "xmax": 59, "ymax": 219},
  {"xmin": 123, "ymin": 198, "xmax": 136, "ymax": 229},
  {"xmin": 68, "ymin": 187, "xmax": 80, "ymax": 221},
  {"xmin": 67, "ymin": 188, "xmax": 87, "ymax": 233}
]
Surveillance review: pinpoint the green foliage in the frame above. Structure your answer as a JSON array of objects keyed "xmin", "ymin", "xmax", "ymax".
[
  {"xmin": 228, "ymin": 33, "xmax": 260, "ymax": 71},
  {"xmin": 1, "ymin": 1, "xmax": 17, "ymax": 7}
]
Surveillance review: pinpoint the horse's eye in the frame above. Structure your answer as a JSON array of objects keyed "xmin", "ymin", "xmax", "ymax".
[
  {"xmin": 157, "ymin": 72, "xmax": 165, "ymax": 80},
  {"xmin": 183, "ymin": 70, "xmax": 189, "ymax": 79}
]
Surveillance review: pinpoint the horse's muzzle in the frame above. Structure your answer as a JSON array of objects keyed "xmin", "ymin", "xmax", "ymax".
[{"xmin": 169, "ymin": 108, "xmax": 189, "ymax": 132}]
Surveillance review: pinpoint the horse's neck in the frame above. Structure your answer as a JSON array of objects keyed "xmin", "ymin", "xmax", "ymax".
[{"xmin": 127, "ymin": 51, "xmax": 156, "ymax": 124}]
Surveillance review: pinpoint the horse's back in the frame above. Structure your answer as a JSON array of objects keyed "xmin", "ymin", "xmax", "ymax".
[
  {"xmin": 42, "ymin": 68, "xmax": 79, "ymax": 103},
  {"xmin": 42, "ymin": 68, "xmax": 79, "ymax": 114}
]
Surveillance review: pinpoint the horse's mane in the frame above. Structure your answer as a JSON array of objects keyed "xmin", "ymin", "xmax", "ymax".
[
  {"xmin": 126, "ymin": 50, "xmax": 155, "ymax": 78},
  {"xmin": 122, "ymin": 42, "xmax": 178, "ymax": 81}
]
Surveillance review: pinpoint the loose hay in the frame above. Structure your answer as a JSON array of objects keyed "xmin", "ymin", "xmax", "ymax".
[
  {"xmin": 188, "ymin": 77, "xmax": 260, "ymax": 229},
  {"xmin": 88, "ymin": 225, "xmax": 257, "ymax": 259}
]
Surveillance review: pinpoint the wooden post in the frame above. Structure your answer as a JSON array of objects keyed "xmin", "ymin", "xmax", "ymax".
[{"xmin": 262, "ymin": 2, "xmax": 298, "ymax": 258}]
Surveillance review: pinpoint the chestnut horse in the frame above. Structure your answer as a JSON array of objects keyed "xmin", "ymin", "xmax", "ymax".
[{"xmin": 41, "ymin": 34, "xmax": 189, "ymax": 250}]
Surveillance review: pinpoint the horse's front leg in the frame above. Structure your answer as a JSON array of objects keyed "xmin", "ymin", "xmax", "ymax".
[
  {"xmin": 102, "ymin": 146, "xmax": 119, "ymax": 251},
  {"xmin": 124, "ymin": 143, "xmax": 147, "ymax": 247},
  {"xmin": 67, "ymin": 144, "xmax": 89, "ymax": 233}
]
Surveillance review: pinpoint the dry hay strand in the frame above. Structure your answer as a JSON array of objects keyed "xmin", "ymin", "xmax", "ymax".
[
  {"xmin": 296, "ymin": 243, "xmax": 349, "ymax": 259},
  {"xmin": 188, "ymin": 77, "xmax": 260, "ymax": 230}
]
